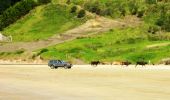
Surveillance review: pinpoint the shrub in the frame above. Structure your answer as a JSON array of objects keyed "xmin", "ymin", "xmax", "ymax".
[
  {"xmin": 0, "ymin": 0, "xmax": 21, "ymax": 14},
  {"xmin": 145, "ymin": 0, "xmax": 157, "ymax": 4},
  {"xmin": 137, "ymin": 10, "xmax": 145, "ymax": 18},
  {"xmin": 38, "ymin": 48, "xmax": 49, "ymax": 55},
  {"xmin": 156, "ymin": 13, "xmax": 170, "ymax": 32},
  {"xmin": 120, "ymin": 8, "xmax": 126, "ymax": 17},
  {"xmin": 103, "ymin": 8, "xmax": 113, "ymax": 16},
  {"xmin": 70, "ymin": 6, "xmax": 77, "ymax": 13},
  {"xmin": 66, "ymin": 0, "xmax": 71, "ymax": 4},
  {"xmin": 118, "ymin": 3, "xmax": 127, "ymax": 17},
  {"xmin": 84, "ymin": 1, "xmax": 103, "ymax": 15},
  {"xmin": 77, "ymin": 9, "xmax": 86, "ymax": 18},
  {"xmin": 148, "ymin": 25, "xmax": 160, "ymax": 34},
  {"xmin": 15, "ymin": 49, "xmax": 25, "ymax": 54},
  {"xmin": 32, "ymin": 48, "xmax": 49, "ymax": 59},
  {"xmin": 156, "ymin": 18, "xmax": 164, "ymax": 27},
  {"xmin": 38, "ymin": 0, "xmax": 51, "ymax": 4},
  {"xmin": 163, "ymin": 14, "xmax": 170, "ymax": 32},
  {"xmin": 154, "ymin": 3, "xmax": 170, "ymax": 32},
  {"xmin": 128, "ymin": 1, "xmax": 138, "ymax": 15}
]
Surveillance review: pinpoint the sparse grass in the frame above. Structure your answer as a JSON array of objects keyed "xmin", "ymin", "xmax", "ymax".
[
  {"xmin": 3, "ymin": 4, "xmax": 86, "ymax": 42},
  {"xmin": 0, "ymin": 49, "xmax": 25, "ymax": 59}
]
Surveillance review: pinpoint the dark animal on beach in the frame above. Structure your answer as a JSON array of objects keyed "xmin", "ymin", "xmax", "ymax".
[
  {"xmin": 165, "ymin": 61, "xmax": 170, "ymax": 65},
  {"xmin": 91, "ymin": 61, "xmax": 100, "ymax": 66},
  {"xmin": 135, "ymin": 61, "xmax": 148, "ymax": 67},
  {"xmin": 121, "ymin": 61, "xmax": 131, "ymax": 66}
]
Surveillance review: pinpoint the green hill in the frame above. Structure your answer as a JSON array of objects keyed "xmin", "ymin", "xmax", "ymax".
[
  {"xmin": 3, "ymin": 3, "xmax": 86, "ymax": 42},
  {"xmin": 0, "ymin": 0, "xmax": 170, "ymax": 64},
  {"xmin": 38, "ymin": 27, "xmax": 170, "ymax": 63},
  {"xmin": 35, "ymin": 0, "xmax": 170, "ymax": 63}
]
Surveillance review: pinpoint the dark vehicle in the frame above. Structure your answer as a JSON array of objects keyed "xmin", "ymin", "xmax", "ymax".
[{"xmin": 48, "ymin": 60, "xmax": 72, "ymax": 69}]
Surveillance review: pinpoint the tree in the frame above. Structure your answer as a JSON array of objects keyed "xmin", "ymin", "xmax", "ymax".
[
  {"xmin": 0, "ymin": 0, "xmax": 37, "ymax": 31},
  {"xmin": 0, "ymin": 0, "xmax": 21, "ymax": 14}
]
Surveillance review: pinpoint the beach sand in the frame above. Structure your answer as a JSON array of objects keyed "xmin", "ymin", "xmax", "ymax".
[{"xmin": 0, "ymin": 65, "xmax": 170, "ymax": 100}]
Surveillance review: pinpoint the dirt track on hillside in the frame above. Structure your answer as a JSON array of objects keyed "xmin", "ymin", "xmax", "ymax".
[{"xmin": 0, "ymin": 65, "xmax": 170, "ymax": 100}]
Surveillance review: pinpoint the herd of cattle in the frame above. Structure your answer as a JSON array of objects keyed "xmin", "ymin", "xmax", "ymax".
[{"xmin": 90, "ymin": 60, "xmax": 154, "ymax": 67}]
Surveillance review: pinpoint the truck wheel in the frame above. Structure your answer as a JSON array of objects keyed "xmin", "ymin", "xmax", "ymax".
[
  {"xmin": 64, "ymin": 66, "xmax": 69, "ymax": 69},
  {"xmin": 50, "ymin": 65, "xmax": 55, "ymax": 69},
  {"xmin": 55, "ymin": 67, "xmax": 58, "ymax": 69},
  {"xmin": 65, "ymin": 66, "xmax": 71, "ymax": 69}
]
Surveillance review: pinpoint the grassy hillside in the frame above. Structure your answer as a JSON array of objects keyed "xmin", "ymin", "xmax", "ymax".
[
  {"xmin": 38, "ymin": 26, "xmax": 170, "ymax": 63},
  {"xmin": 0, "ymin": 0, "xmax": 170, "ymax": 64},
  {"xmin": 33, "ymin": 0, "xmax": 170, "ymax": 63},
  {"xmin": 71, "ymin": 0, "xmax": 170, "ymax": 32},
  {"xmin": 3, "ymin": 3, "xmax": 86, "ymax": 42}
]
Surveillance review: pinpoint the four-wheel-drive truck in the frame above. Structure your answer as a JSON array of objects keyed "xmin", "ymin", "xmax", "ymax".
[{"xmin": 48, "ymin": 60, "xmax": 72, "ymax": 69}]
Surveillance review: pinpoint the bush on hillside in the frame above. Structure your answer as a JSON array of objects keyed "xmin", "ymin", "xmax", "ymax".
[
  {"xmin": 84, "ymin": 1, "xmax": 103, "ymax": 15},
  {"xmin": 148, "ymin": 25, "xmax": 160, "ymax": 34},
  {"xmin": 83, "ymin": 0, "xmax": 145, "ymax": 17},
  {"xmin": 119, "ymin": 5, "xmax": 126, "ymax": 17},
  {"xmin": 103, "ymin": 7, "xmax": 113, "ymax": 16},
  {"xmin": 70, "ymin": 6, "xmax": 77, "ymax": 13},
  {"xmin": 145, "ymin": 0, "xmax": 157, "ymax": 4},
  {"xmin": 136, "ymin": 5, "xmax": 146, "ymax": 18},
  {"xmin": 77, "ymin": 9, "xmax": 86, "ymax": 18},
  {"xmin": 38, "ymin": 48, "xmax": 49, "ymax": 55},
  {"xmin": 32, "ymin": 48, "xmax": 49, "ymax": 59},
  {"xmin": 163, "ymin": 14, "xmax": 170, "ymax": 32},
  {"xmin": 0, "ymin": 0, "xmax": 21, "ymax": 14},
  {"xmin": 38, "ymin": 0, "xmax": 51, "ymax": 4},
  {"xmin": 66, "ymin": 0, "xmax": 71, "ymax": 4},
  {"xmin": 137, "ymin": 10, "xmax": 145, "ymax": 18},
  {"xmin": 128, "ymin": 1, "xmax": 139, "ymax": 15},
  {"xmin": 156, "ymin": 4, "xmax": 170, "ymax": 32},
  {"xmin": 15, "ymin": 49, "xmax": 25, "ymax": 54}
]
